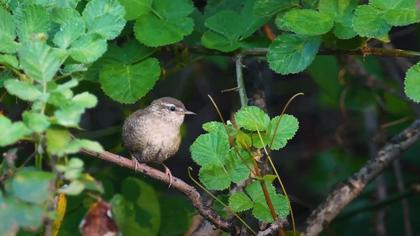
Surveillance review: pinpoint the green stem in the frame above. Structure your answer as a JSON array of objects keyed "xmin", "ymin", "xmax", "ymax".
[{"xmin": 235, "ymin": 54, "xmax": 248, "ymax": 107}]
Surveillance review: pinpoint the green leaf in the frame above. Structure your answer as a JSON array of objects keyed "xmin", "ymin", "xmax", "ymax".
[
  {"xmin": 159, "ymin": 195, "xmax": 194, "ymax": 236},
  {"xmin": 56, "ymin": 158, "xmax": 84, "ymax": 180},
  {"xmin": 13, "ymin": 4, "xmax": 50, "ymax": 42},
  {"xmin": 0, "ymin": 54, "xmax": 18, "ymax": 68},
  {"xmin": 106, "ymin": 40, "xmax": 155, "ymax": 64},
  {"xmin": 99, "ymin": 58, "xmax": 161, "ymax": 104},
  {"xmin": 269, "ymin": 114, "xmax": 299, "ymax": 150},
  {"xmin": 66, "ymin": 139, "xmax": 104, "ymax": 153},
  {"xmin": 229, "ymin": 191, "xmax": 253, "ymax": 212},
  {"xmin": 58, "ymin": 180, "xmax": 85, "ymax": 195},
  {"xmin": 134, "ymin": 0, "xmax": 194, "ymax": 47},
  {"xmin": 111, "ymin": 178, "xmax": 160, "ymax": 236},
  {"xmin": 352, "ymin": 5, "xmax": 391, "ymax": 38},
  {"xmin": 46, "ymin": 127, "xmax": 72, "ymax": 155},
  {"xmin": 253, "ymin": 0, "xmax": 299, "ymax": 17},
  {"xmin": 22, "ymin": 111, "xmax": 50, "ymax": 133},
  {"xmin": 8, "ymin": 169, "xmax": 55, "ymax": 204},
  {"xmin": 82, "ymin": 0, "xmax": 126, "ymax": 40},
  {"xmin": 384, "ymin": 8, "xmax": 420, "ymax": 26},
  {"xmin": 19, "ymin": 41, "xmax": 66, "ymax": 82},
  {"xmin": 53, "ymin": 14, "xmax": 85, "ymax": 49},
  {"xmin": 279, "ymin": 9, "xmax": 334, "ymax": 35},
  {"xmin": 190, "ymin": 129, "xmax": 230, "ymax": 167},
  {"xmin": 4, "ymin": 79, "xmax": 42, "ymax": 101},
  {"xmin": 54, "ymin": 104, "xmax": 84, "ymax": 127},
  {"xmin": 0, "ymin": 194, "xmax": 45, "ymax": 233},
  {"xmin": 70, "ymin": 34, "xmax": 108, "ymax": 63},
  {"xmin": 404, "ymin": 62, "xmax": 420, "ymax": 102},
  {"xmin": 202, "ymin": 121, "xmax": 225, "ymax": 133},
  {"xmin": 201, "ymin": 1, "xmax": 268, "ymax": 52},
  {"xmin": 370, "ymin": 0, "xmax": 416, "ymax": 10},
  {"xmin": 119, "ymin": 0, "xmax": 152, "ymax": 20},
  {"xmin": 72, "ymin": 92, "xmax": 98, "ymax": 108},
  {"xmin": 0, "ymin": 7, "xmax": 17, "ymax": 53},
  {"xmin": 0, "ymin": 116, "xmax": 32, "ymax": 146},
  {"xmin": 235, "ymin": 106, "xmax": 270, "ymax": 131},
  {"xmin": 267, "ymin": 34, "xmax": 321, "ymax": 74},
  {"xmin": 199, "ymin": 165, "xmax": 231, "ymax": 190},
  {"xmin": 246, "ymin": 180, "xmax": 290, "ymax": 222},
  {"xmin": 318, "ymin": 0, "xmax": 358, "ymax": 39},
  {"xmin": 225, "ymin": 150, "xmax": 252, "ymax": 183}
]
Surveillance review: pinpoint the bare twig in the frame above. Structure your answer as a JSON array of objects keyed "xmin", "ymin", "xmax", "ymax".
[
  {"xmin": 79, "ymin": 149, "xmax": 232, "ymax": 232},
  {"xmin": 301, "ymin": 119, "xmax": 420, "ymax": 236}
]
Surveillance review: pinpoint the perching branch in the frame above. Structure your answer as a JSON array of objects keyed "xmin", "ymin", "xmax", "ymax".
[
  {"xmin": 79, "ymin": 149, "xmax": 232, "ymax": 232},
  {"xmin": 234, "ymin": 54, "xmax": 248, "ymax": 107},
  {"xmin": 301, "ymin": 119, "xmax": 420, "ymax": 236}
]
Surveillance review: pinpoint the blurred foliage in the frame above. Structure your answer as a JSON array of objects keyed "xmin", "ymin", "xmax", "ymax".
[{"xmin": 0, "ymin": 0, "xmax": 419, "ymax": 235}]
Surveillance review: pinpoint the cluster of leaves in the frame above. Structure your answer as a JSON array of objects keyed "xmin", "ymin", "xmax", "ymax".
[
  {"xmin": 0, "ymin": 0, "xmax": 126, "ymax": 234},
  {"xmin": 190, "ymin": 106, "xmax": 298, "ymax": 222}
]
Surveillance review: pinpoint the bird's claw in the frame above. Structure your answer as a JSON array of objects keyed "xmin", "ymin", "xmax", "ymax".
[
  {"xmin": 163, "ymin": 164, "xmax": 173, "ymax": 188},
  {"xmin": 131, "ymin": 156, "xmax": 140, "ymax": 172}
]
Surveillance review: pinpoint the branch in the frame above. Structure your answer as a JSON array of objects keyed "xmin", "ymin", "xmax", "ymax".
[
  {"xmin": 185, "ymin": 46, "xmax": 420, "ymax": 58},
  {"xmin": 79, "ymin": 149, "xmax": 232, "ymax": 232},
  {"xmin": 301, "ymin": 119, "xmax": 420, "ymax": 236}
]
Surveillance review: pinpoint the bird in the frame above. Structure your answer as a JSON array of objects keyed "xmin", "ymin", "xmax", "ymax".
[{"xmin": 122, "ymin": 97, "xmax": 195, "ymax": 187}]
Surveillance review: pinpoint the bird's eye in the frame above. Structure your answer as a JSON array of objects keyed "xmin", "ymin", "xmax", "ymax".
[{"xmin": 169, "ymin": 106, "xmax": 176, "ymax": 111}]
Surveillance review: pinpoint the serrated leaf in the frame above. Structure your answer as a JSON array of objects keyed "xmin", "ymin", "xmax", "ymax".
[
  {"xmin": 235, "ymin": 106, "xmax": 270, "ymax": 131},
  {"xmin": 72, "ymin": 92, "xmax": 97, "ymax": 108},
  {"xmin": 53, "ymin": 15, "xmax": 85, "ymax": 49},
  {"xmin": 19, "ymin": 41, "xmax": 66, "ymax": 82},
  {"xmin": 269, "ymin": 114, "xmax": 299, "ymax": 150},
  {"xmin": 4, "ymin": 79, "xmax": 42, "ymax": 101},
  {"xmin": 0, "ymin": 54, "xmax": 18, "ymax": 68},
  {"xmin": 66, "ymin": 139, "xmax": 104, "ymax": 153},
  {"xmin": 199, "ymin": 165, "xmax": 231, "ymax": 190},
  {"xmin": 384, "ymin": 8, "xmax": 420, "ymax": 26},
  {"xmin": 253, "ymin": 0, "xmax": 299, "ymax": 17},
  {"xmin": 352, "ymin": 5, "xmax": 391, "ymax": 38},
  {"xmin": 99, "ymin": 58, "xmax": 160, "ymax": 104},
  {"xmin": 404, "ymin": 62, "xmax": 420, "ymax": 102},
  {"xmin": 279, "ymin": 9, "xmax": 334, "ymax": 35},
  {"xmin": 8, "ymin": 169, "xmax": 55, "ymax": 204},
  {"xmin": 318, "ymin": 0, "xmax": 358, "ymax": 39},
  {"xmin": 202, "ymin": 121, "xmax": 225, "ymax": 133},
  {"xmin": 106, "ymin": 40, "xmax": 155, "ymax": 64},
  {"xmin": 246, "ymin": 180, "xmax": 290, "ymax": 222},
  {"xmin": 0, "ymin": 7, "xmax": 17, "ymax": 53},
  {"xmin": 46, "ymin": 127, "xmax": 72, "ymax": 156},
  {"xmin": 267, "ymin": 34, "xmax": 321, "ymax": 74},
  {"xmin": 13, "ymin": 4, "xmax": 50, "ymax": 42},
  {"xmin": 22, "ymin": 111, "xmax": 50, "ymax": 133},
  {"xmin": 201, "ymin": 1, "xmax": 268, "ymax": 52},
  {"xmin": 190, "ymin": 130, "xmax": 230, "ymax": 167},
  {"xmin": 225, "ymin": 150, "xmax": 252, "ymax": 183},
  {"xmin": 70, "ymin": 34, "xmax": 107, "ymax": 63},
  {"xmin": 0, "ymin": 116, "xmax": 32, "ymax": 146},
  {"xmin": 370, "ymin": 0, "xmax": 416, "ymax": 10},
  {"xmin": 119, "ymin": 0, "xmax": 152, "ymax": 20},
  {"xmin": 134, "ymin": 0, "xmax": 194, "ymax": 47},
  {"xmin": 54, "ymin": 104, "xmax": 84, "ymax": 127},
  {"xmin": 82, "ymin": 0, "xmax": 126, "ymax": 40},
  {"xmin": 229, "ymin": 192, "xmax": 253, "ymax": 212},
  {"xmin": 51, "ymin": 7, "xmax": 81, "ymax": 25}
]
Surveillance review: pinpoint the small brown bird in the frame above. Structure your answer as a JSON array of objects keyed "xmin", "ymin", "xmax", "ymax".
[{"xmin": 122, "ymin": 97, "xmax": 195, "ymax": 186}]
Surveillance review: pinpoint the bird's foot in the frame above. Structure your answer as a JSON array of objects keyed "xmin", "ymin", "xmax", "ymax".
[
  {"xmin": 131, "ymin": 156, "xmax": 140, "ymax": 172},
  {"xmin": 163, "ymin": 164, "xmax": 173, "ymax": 188}
]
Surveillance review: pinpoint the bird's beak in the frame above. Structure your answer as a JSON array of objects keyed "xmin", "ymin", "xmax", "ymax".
[{"xmin": 184, "ymin": 110, "xmax": 196, "ymax": 115}]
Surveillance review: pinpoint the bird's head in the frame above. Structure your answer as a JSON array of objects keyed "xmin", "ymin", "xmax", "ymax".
[{"xmin": 147, "ymin": 97, "xmax": 195, "ymax": 126}]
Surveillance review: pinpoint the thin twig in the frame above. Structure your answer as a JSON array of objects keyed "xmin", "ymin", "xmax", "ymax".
[
  {"xmin": 79, "ymin": 149, "xmax": 232, "ymax": 232},
  {"xmin": 301, "ymin": 119, "xmax": 420, "ymax": 236},
  {"xmin": 235, "ymin": 54, "xmax": 248, "ymax": 107}
]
